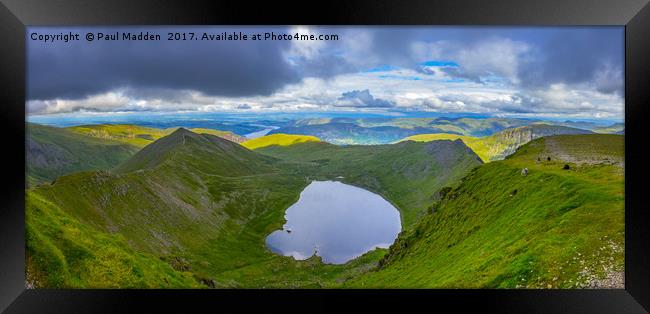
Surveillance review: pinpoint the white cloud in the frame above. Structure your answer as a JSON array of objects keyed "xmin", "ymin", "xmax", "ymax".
[
  {"xmin": 285, "ymin": 26, "xmax": 328, "ymax": 61},
  {"xmin": 411, "ymin": 37, "xmax": 530, "ymax": 84}
]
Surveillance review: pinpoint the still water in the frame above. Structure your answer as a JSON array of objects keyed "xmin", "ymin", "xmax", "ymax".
[{"xmin": 266, "ymin": 181, "xmax": 401, "ymax": 264}]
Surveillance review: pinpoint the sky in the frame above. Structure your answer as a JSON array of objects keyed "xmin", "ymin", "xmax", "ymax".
[{"xmin": 26, "ymin": 26, "xmax": 624, "ymax": 121}]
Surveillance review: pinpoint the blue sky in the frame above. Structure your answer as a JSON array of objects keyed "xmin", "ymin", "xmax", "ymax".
[{"xmin": 27, "ymin": 26, "xmax": 624, "ymax": 120}]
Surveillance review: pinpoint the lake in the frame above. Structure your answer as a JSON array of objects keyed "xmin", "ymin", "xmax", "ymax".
[
  {"xmin": 265, "ymin": 181, "xmax": 401, "ymax": 264},
  {"xmin": 244, "ymin": 126, "xmax": 280, "ymax": 139}
]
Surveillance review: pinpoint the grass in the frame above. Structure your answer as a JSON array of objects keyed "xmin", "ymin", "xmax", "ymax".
[
  {"xmin": 241, "ymin": 133, "xmax": 320, "ymax": 150},
  {"xmin": 26, "ymin": 192, "xmax": 202, "ymax": 288}
]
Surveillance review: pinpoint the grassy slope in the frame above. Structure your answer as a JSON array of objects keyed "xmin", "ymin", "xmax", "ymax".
[
  {"xmin": 346, "ymin": 134, "xmax": 624, "ymax": 288},
  {"xmin": 241, "ymin": 133, "xmax": 320, "ymax": 150},
  {"xmin": 27, "ymin": 130, "xmax": 481, "ymax": 288},
  {"xmin": 68, "ymin": 124, "xmax": 245, "ymax": 148},
  {"xmin": 27, "ymin": 123, "xmax": 139, "ymax": 185}
]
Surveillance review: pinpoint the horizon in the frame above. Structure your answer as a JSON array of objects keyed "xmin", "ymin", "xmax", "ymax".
[{"xmin": 27, "ymin": 110, "xmax": 622, "ymax": 129}]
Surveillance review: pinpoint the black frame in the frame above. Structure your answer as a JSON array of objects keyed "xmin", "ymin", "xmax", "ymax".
[{"xmin": 1, "ymin": 0, "xmax": 649, "ymax": 313}]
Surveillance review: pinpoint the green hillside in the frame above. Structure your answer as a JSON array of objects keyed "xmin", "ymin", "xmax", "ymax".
[
  {"xmin": 241, "ymin": 133, "xmax": 320, "ymax": 150},
  {"xmin": 26, "ymin": 129, "xmax": 482, "ymax": 288},
  {"xmin": 255, "ymin": 139, "xmax": 483, "ymax": 226},
  {"xmin": 347, "ymin": 134, "xmax": 624, "ymax": 288},
  {"xmin": 68, "ymin": 124, "xmax": 246, "ymax": 147},
  {"xmin": 403, "ymin": 124, "xmax": 593, "ymax": 162},
  {"xmin": 27, "ymin": 123, "xmax": 139, "ymax": 186},
  {"xmin": 26, "ymin": 192, "xmax": 201, "ymax": 288}
]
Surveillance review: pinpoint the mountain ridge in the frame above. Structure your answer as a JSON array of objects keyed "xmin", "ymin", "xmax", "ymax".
[{"xmin": 114, "ymin": 128, "xmax": 274, "ymax": 175}]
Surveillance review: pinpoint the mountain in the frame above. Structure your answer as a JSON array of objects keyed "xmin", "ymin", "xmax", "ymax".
[
  {"xmin": 346, "ymin": 134, "xmax": 624, "ymax": 288},
  {"xmin": 68, "ymin": 124, "xmax": 246, "ymax": 147},
  {"xmin": 404, "ymin": 124, "xmax": 594, "ymax": 162},
  {"xmin": 269, "ymin": 123, "xmax": 430, "ymax": 145},
  {"xmin": 26, "ymin": 129, "xmax": 482, "ymax": 288},
  {"xmin": 241, "ymin": 133, "xmax": 320, "ymax": 150},
  {"xmin": 114, "ymin": 128, "xmax": 273, "ymax": 175},
  {"xmin": 486, "ymin": 124, "xmax": 594, "ymax": 159},
  {"xmin": 428, "ymin": 117, "xmax": 533, "ymax": 136},
  {"xmin": 27, "ymin": 123, "xmax": 139, "ymax": 186},
  {"xmin": 593, "ymin": 123, "xmax": 625, "ymax": 134}
]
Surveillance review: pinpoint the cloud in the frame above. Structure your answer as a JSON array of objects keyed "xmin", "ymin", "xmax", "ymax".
[
  {"xmin": 409, "ymin": 28, "xmax": 623, "ymax": 95},
  {"xmin": 28, "ymin": 92, "xmax": 132, "ymax": 114},
  {"xmin": 26, "ymin": 26, "xmax": 624, "ymax": 120},
  {"xmin": 335, "ymin": 89, "xmax": 394, "ymax": 108},
  {"xmin": 441, "ymin": 38, "xmax": 530, "ymax": 84}
]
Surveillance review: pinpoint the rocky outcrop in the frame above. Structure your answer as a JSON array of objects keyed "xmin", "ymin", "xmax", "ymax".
[{"xmin": 490, "ymin": 124, "xmax": 593, "ymax": 160}]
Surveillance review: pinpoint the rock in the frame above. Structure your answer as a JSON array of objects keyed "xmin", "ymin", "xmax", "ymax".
[{"xmin": 199, "ymin": 278, "xmax": 217, "ymax": 288}]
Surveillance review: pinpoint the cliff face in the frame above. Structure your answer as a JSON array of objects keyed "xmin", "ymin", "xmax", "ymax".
[{"xmin": 488, "ymin": 124, "xmax": 593, "ymax": 160}]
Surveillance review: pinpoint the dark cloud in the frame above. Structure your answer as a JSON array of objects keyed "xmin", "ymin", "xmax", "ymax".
[
  {"xmin": 27, "ymin": 26, "xmax": 300, "ymax": 100},
  {"xmin": 335, "ymin": 89, "xmax": 394, "ymax": 108},
  {"xmin": 516, "ymin": 28, "xmax": 624, "ymax": 94},
  {"xmin": 406, "ymin": 27, "xmax": 624, "ymax": 94},
  {"xmin": 237, "ymin": 104, "xmax": 251, "ymax": 109}
]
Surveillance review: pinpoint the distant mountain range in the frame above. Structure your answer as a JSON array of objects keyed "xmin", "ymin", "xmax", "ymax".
[{"xmin": 270, "ymin": 117, "xmax": 621, "ymax": 145}]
